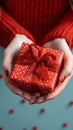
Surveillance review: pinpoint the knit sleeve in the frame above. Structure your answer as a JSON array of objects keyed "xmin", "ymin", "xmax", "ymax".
[
  {"xmin": 0, "ymin": 7, "xmax": 35, "ymax": 48},
  {"xmin": 41, "ymin": 8, "xmax": 73, "ymax": 49}
]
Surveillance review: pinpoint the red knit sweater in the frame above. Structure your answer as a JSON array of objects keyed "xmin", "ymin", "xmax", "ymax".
[{"xmin": 0, "ymin": 0, "xmax": 73, "ymax": 48}]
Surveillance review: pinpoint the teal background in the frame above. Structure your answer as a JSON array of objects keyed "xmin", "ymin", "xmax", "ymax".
[{"xmin": 0, "ymin": 46, "xmax": 73, "ymax": 130}]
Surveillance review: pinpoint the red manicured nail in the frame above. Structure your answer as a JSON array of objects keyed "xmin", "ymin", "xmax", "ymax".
[
  {"xmin": 5, "ymin": 70, "xmax": 9, "ymax": 77},
  {"xmin": 9, "ymin": 109, "xmax": 15, "ymax": 114},
  {"xmin": 69, "ymin": 100, "xmax": 73, "ymax": 105},
  {"xmin": 40, "ymin": 108, "xmax": 46, "ymax": 113},
  {"xmin": 63, "ymin": 122, "xmax": 68, "ymax": 127},
  {"xmin": 60, "ymin": 76, "xmax": 66, "ymax": 83},
  {"xmin": 33, "ymin": 126, "xmax": 38, "ymax": 130},
  {"xmin": 0, "ymin": 128, "xmax": 3, "ymax": 130},
  {"xmin": 0, "ymin": 74, "xmax": 2, "ymax": 79}
]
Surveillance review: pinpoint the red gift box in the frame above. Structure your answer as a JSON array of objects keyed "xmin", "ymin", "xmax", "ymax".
[{"xmin": 9, "ymin": 43, "xmax": 64, "ymax": 95}]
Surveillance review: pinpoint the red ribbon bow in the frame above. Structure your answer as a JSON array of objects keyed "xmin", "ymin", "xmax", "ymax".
[{"xmin": 19, "ymin": 44, "xmax": 59, "ymax": 80}]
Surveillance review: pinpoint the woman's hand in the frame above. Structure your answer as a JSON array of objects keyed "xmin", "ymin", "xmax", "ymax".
[
  {"xmin": 29, "ymin": 38, "xmax": 73, "ymax": 104},
  {"xmin": 2, "ymin": 34, "xmax": 40, "ymax": 101}
]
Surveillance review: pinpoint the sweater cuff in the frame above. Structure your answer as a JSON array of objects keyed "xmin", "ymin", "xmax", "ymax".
[
  {"xmin": 41, "ymin": 9, "xmax": 73, "ymax": 49},
  {"xmin": 0, "ymin": 7, "xmax": 35, "ymax": 48}
]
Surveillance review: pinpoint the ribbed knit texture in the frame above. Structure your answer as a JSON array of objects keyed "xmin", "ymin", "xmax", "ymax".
[
  {"xmin": 41, "ymin": 9, "xmax": 73, "ymax": 48},
  {"xmin": 0, "ymin": 0, "xmax": 73, "ymax": 48}
]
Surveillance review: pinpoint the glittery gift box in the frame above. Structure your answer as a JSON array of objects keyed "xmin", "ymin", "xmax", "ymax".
[{"xmin": 9, "ymin": 43, "xmax": 64, "ymax": 95}]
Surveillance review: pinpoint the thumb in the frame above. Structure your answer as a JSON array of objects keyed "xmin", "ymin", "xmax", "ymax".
[
  {"xmin": 2, "ymin": 49, "xmax": 18, "ymax": 77},
  {"xmin": 59, "ymin": 55, "xmax": 73, "ymax": 83}
]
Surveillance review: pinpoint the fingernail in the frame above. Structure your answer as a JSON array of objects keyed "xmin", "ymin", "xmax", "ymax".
[
  {"xmin": 29, "ymin": 99, "xmax": 36, "ymax": 104},
  {"xmin": 5, "ymin": 70, "xmax": 9, "ymax": 77},
  {"xmin": 35, "ymin": 93, "xmax": 40, "ymax": 97},
  {"xmin": 23, "ymin": 95, "xmax": 31, "ymax": 101},
  {"xmin": 60, "ymin": 76, "xmax": 66, "ymax": 83},
  {"xmin": 27, "ymin": 97, "xmax": 31, "ymax": 100},
  {"xmin": 37, "ymin": 97, "xmax": 45, "ymax": 104}
]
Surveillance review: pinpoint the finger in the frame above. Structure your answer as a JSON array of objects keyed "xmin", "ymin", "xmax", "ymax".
[
  {"xmin": 22, "ymin": 91, "xmax": 32, "ymax": 101},
  {"xmin": 29, "ymin": 95, "xmax": 43, "ymax": 104},
  {"xmin": 5, "ymin": 80, "xmax": 23, "ymax": 97},
  {"xmin": 35, "ymin": 67, "xmax": 73, "ymax": 103},
  {"xmin": 2, "ymin": 70, "xmax": 24, "ymax": 97},
  {"xmin": 7, "ymin": 82, "xmax": 32, "ymax": 101},
  {"xmin": 29, "ymin": 92, "xmax": 41, "ymax": 104},
  {"xmin": 45, "ymin": 73, "xmax": 72, "ymax": 101},
  {"xmin": 36, "ymin": 96, "xmax": 45, "ymax": 104},
  {"xmin": 3, "ymin": 70, "xmax": 31, "ymax": 100},
  {"xmin": 29, "ymin": 93, "xmax": 44, "ymax": 104},
  {"xmin": 59, "ymin": 55, "xmax": 73, "ymax": 83},
  {"xmin": 2, "ymin": 35, "xmax": 22, "ymax": 74},
  {"xmin": 29, "ymin": 98, "xmax": 36, "ymax": 104},
  {"xmin": 4, "ymin": 74, "xmax": 31, "ymax": 100},
  {"xmin": 2, "ymin": 50, "xmax": 18, "ymax": 75},
  {"xmin": 33, "ymin": 92, "xmax": 40, "ymax": 97}
]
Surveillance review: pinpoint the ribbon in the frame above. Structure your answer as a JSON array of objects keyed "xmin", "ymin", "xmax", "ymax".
[{"xmin": 18, "ymin": 44, "xmax": 60, "ymax": 80}]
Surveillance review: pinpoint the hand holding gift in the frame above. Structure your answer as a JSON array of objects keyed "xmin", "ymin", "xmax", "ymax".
[
  {"xmin": 2, "ymin": 34, "xmax": 36, "ymax": 101},
  {"xmin": 30, "ymin": 38, "xmax": 73, "ymax": 104},
  {"xmin": 2, "ymin": 36, "xmax": 73, "ymax": 104},
  {"xmin": 9, "ymin": 42, "xmax": 64, "ymax": 96}
]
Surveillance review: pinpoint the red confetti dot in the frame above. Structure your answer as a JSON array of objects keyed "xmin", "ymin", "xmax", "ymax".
[
  {"xmin": 40, "ymin": 108, "xmax": 46, "ymax": 113},
  {"xmin": 0, "ymin": 128, "xmax": 3, "ymax": 130},
  {"xmin": 33, "ymin": 126, "xmax": 38, "ymax": 130},
  {"xmin": 63, "ymin": 122, "xmax": 68, "ymax": 127},
  {"xmin": 69, "ymin": 100, "xmax": 73, "ymax": 105},
  {"xmin": 21, "ymin": 99, "xmax": 26, "ymax": 104},
  {"xmin": 0, "ymin": 74, "xmax": 2, "ymax": 79},
  {"xmin": 9, "ymin": 109, "xmax": 15, "ymax": 114}
]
